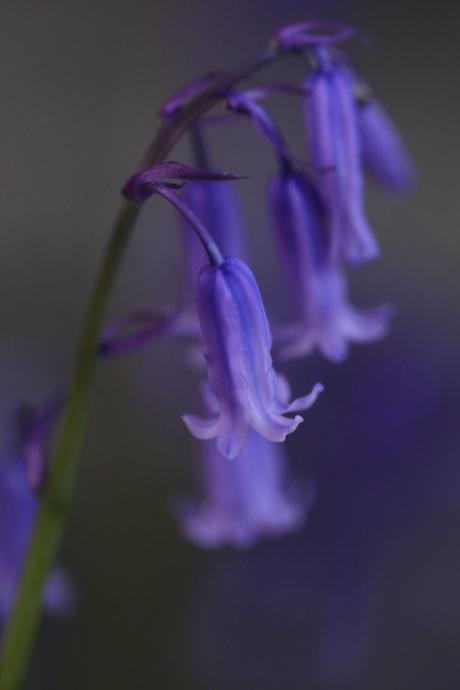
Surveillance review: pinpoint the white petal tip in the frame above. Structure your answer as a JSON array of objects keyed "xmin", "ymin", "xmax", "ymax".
[{"xmin": 182, "ymin": 413, "xmax": 218, "ymax": 440}]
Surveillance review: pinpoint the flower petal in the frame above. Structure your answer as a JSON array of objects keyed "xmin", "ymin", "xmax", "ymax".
[
  {"xmin": 341, "ymin": 303, "xmax": 394, "ymax": 342},
  {"xmin": 287, "ymin": 382, "xmax": 324, "ymax": 413},
  {"xmin": 182, "ymin": 413, "xmax": 220, "ymax": 440}
]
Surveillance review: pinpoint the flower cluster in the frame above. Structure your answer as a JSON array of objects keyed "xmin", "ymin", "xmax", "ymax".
[
  {"xmin": 114, "ymin": 22, "xmax": 413, "ymax": 547},
  {"xmin": 0, "ymin": 23, "xmax": 417, "ymax": 690},
  {"xmin": 2, "ymin": 22, "xmax": 414, "ymax": 589}
]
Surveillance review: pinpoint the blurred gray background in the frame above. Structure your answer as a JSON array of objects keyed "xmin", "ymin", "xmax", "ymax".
[{"xmin": 1, "ymin": 0, "xmax": 459, "ymax": 688}]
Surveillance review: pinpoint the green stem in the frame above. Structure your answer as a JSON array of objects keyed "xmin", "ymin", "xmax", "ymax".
[
  {"xmin": 0, "ymin": 45, "xmax": 280, "ymax": 690},
  {"xmin": 0, "ymin": 200, "xmax": 140, "ymax": 690}
]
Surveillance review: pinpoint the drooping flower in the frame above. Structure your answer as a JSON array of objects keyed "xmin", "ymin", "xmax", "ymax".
[
  {"xmin": 180, "ymin": 386, "xmax": 315, "ymax": 548},
  {"xmin": 357, "ymin": 97, "xmax": 416, "ymax": 194},
  {"xmin": 0, "ymin": 413, "xmax": 73, "ymax": 624},
  {"xmin": 183, "ymin": 255, "xmax": 323, "ymax": 459},
  {"xmin": 305, "ymin": 50, "xmax": 379, "ymax": 264},
  {"xmin": 268, "ymin": 168, "xmax": 391, "ymax": 362}
]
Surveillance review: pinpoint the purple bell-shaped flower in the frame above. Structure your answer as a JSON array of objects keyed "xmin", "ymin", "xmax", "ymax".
[
  {"xmin": 183, "ymin": 256, "xmax": 323, "ymax": 458},
  {"xmin": 268, "ymin": 169, "xmax": 391, "ymax": 362},
  {"xmin": 305, "ymin": 51, "xmax": 378, "ymax": 264}
]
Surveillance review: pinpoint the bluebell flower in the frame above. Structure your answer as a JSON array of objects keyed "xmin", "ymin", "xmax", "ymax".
[
  {"xmin": 305, "ymin": 51, "xmax": 379, "ymax": 264},
  {"xmin": 357, "ymin": 97, "xmax": 416, "ymax": 194},
  {"xmin": 183, "ymin": 256, "xmax": 323, "ymax": 459},
  {"xmin": 180, "ymin": 386, "xmax": 315, "ymax": 548},
  {"xmin": 0, "ymin": 442, "xmax": 73, "ymax": 624},
  {"xmin": 268, "ymin": 168, "xmax": 391, "ymax": 362}
]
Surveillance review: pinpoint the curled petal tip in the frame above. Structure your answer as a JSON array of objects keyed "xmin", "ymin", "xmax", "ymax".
[
  {"xmin": 182, "ymin": 413, "xmax": 219, "ymax": 441},
  {"xmin": 312, "ymin": 382, "xmax": 325, "ymax": 398},
  {"xmin": 291, "ymin": 414, "xmax": 304, "ymax": 430},
  {"xmin": 287, "ymin": 383, "xmax": 324, "ymax": 413}
]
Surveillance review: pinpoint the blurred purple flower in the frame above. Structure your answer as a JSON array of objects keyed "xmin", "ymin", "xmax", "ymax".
[
  {"xmin": 0, "ymin": 439, "xmax": 73, "ymax": 624},
  {"xmin": 269, "ymin": 169, "xmax": 391, "ymax": 361},
  {"xmin": 183, "ymin": 256, "xmax": 323, "ymax": 458},
  {"xmin": 358, "ymin": 98, "xmax": 416, "ymax": 193},
  {"xmin": 305, "ymin": 52, "xmax": 378, "ymax": 264},
  {"xmin": 180, "ymin": 386, "xmax": 315, "ymax": 548}
]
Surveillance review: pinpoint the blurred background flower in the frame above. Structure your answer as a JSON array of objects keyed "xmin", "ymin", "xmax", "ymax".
[
  {"xmin": 0, "ymin": 428, "xmax": 73, "ymax": 623},
  {"xmin": 0, "ymin": 0, "xmax": 459, "ymax": 689}
]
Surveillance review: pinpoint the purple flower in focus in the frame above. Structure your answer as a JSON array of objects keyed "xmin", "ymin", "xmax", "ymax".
[
  {"xmin": 0, "ymin": 447, "xmax": 73, "ymax": 624},
  {"xmin": 269, "ymin": 169, "xmax": 391, "ymax": 362},
  {"xmin": 306, "ymin": 52, "xmax": 379, "ymax": 264},
  {"xmin": 180, "ymin": 386, "xmax": 315, "ymax": 548},
  {"xmin": 183, "ymin": 256, "xmax": 323, "ymax": 459},
  {"xmin": 357, "ymin": 98, "xmax": 416, "ymax": 193}
]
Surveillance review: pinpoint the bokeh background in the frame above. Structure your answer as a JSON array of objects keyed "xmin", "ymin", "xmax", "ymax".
[{"xmin": 1, "ymin": 0, "xmax": 459, "ymax": 688}]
